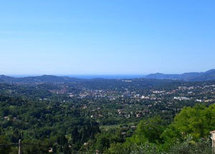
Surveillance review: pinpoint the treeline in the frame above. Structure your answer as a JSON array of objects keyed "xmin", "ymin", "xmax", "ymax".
[
  {"xmin": 0, "ymin": 95, "xmax": 100, "ymax": 153},
  {"xmin": 94, "ymin": 104, "xmax": 214, "ymax": 153},
  {"xmin": 0, "ymin": 95, "xmax": 214, "ymax": 153}
]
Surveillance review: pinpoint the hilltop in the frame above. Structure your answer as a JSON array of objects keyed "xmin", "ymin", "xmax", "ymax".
[{"xmin": 145, "ymin": 69, "xmax": 215, "ymax": 81}]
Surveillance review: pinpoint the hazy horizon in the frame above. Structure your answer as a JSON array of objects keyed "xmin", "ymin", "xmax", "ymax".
[
  {"xmin": 1, "ymin": 0, "xmax": 215, "ymax": 75},
  {"xmin": 2, "ymin": 68, "xmax": 214, "ymax": 79}
]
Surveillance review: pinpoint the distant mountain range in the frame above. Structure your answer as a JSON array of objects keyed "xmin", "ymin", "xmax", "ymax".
[
  {"xmin": 1, "ymin": 69, "xmax": 215, "ymax": 83},
  {"xmin": 145, "ymin": 69, "xmax": 215, "ymax": 81},
  {"xmin": 0, "ymin": 75, "xmax": 81, "ymax": 84}
]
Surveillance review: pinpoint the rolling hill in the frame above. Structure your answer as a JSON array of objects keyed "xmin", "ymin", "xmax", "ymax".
[{"xmin": 145, "ymin": 69, "xmax": 215, "ymax": 81}]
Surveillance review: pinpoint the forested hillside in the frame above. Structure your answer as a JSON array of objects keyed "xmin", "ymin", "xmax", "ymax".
[
  {"xmin": 106, "ymin": 104, "xmax": 214, "ymax": 154},
  {"xmin": 0, "ymin": 79, "xmax": 215, "ymax": 153}
]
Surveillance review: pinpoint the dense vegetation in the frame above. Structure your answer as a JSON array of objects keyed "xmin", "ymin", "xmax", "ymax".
[
  {"xmin": 0, "ymin": 76, "xmax": 214, "ymax": 153},
  {"xmin": 106, "ymin": 104, "xmax": 214, "ymax": 154},
  {"xmin": 0, "ymin": 95, "xmax": 100, "ymax": 153}
]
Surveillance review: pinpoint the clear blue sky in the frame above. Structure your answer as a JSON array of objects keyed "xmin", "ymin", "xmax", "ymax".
[{"xmin": 0, "ymin": 0, "xmax": 215, "ymax": 75}]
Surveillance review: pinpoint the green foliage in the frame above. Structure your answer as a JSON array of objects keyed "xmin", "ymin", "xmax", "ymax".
[
  {"xmin": 161, "ymin": 104, "xmax": 215, "ymax": 149},
  {"xmin": 1, "ymin": 78, "xmax": 215, "ymax": 153},
  {"xmin": 0, "ymin": 136, "xmax": 11, "ymax": 154},
  {"xmin": 168, "ymin": 138, "xmax": 211, "ymax": 154},
  {"xmin": 129, "ymin": 116, "xmax": 164, "ymax": 144},
  {"xmin": 107, "ymin": 116, "xmax": 165, "ymax": 153},
  {"xmin": 108, "ymin": 104, "xmax": 215, "ymax": 153},
  {"xmin": 0, "ymin": 94, "xmax": 100, "ymax": 152},
  {"xmin": 89, "ymin": 129, "xmax": 125, "ymax": 153}
]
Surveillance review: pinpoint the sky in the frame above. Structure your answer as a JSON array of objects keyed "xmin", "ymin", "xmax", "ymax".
[{"xmin": 0, "ymin": 0, "xmax": 215, "ymax": 75}]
